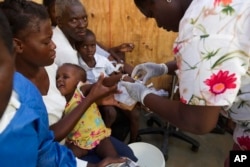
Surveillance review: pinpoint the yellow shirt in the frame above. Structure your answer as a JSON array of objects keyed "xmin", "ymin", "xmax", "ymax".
[{"xmin": 64, "ymin": 82, "xmax": 111, "ymax": 150}]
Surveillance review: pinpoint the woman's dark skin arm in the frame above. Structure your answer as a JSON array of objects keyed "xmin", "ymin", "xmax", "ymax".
[
  {"xmin": 50, "ymin": 74, "xmax": 119, "ymax": 141},
  {"xmin": 49, "ymin": 102, "xmax": 95, "ymax": 141},
  {"xmin": 141, "ymin": 60, "xmax": 221, "ymax": 134},
  {"xmin": 164, "ymin": 60, "xmax": 178, "ymax": 75},
  {"xmin": 143, "ymin": 90, "xmax": 221, "ymax": 134},
  {"xmin": 0, "ymin": 40, "xmax": 14, "ymax": 118},
  {"xmin": 102, "ymin": 73, "xmax": 134, "ymax": 87}
]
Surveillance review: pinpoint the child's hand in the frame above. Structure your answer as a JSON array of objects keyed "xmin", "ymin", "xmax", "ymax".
[
  {"xmin": 88, "ymin": 73, "xmax": 119, "ymax": 102},
  {"xmin": 122, "ymin": 75, "xmax": 134, "ymax": 82},
  {"xmin": 118, "ymin": 43, "xmax": 134, "ymax": 52}
]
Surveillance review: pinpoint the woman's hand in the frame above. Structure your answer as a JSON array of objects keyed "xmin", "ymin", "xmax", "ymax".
[
  {"xmin": 120, "ymin": 80, "xmax": 154, "ymax": 105},
  {"xmin": 131, "ymin": 62, "xmax": 168, "ymax": 84}
]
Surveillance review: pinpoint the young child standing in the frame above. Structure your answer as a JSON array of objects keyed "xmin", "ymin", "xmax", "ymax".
[
  {"xmin": 76, "ymin": 29, "xmax": 139, "ymax": 143},
  {"xmin": 56, "ymin": 63, "xmax": 119, "ymax": 159}
]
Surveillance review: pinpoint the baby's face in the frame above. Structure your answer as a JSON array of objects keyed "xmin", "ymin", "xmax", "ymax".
[
  {"xmin": 56, "ymin": 65, "xmax": 80, "ymax": 99},
  {"xmin": 59, "ymin": 4, "xmax": 88, "ymax": 41}
]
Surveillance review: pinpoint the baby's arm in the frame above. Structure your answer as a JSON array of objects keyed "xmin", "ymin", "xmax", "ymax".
[
  {"xmin": 102, "ymin": 73, "xmax": 134, "ymax": 87},
  {"xmin": 80, "ymin": 83, "xmax": 93, "ymax": 96}
]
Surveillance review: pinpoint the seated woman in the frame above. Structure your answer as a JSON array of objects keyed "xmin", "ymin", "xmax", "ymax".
[{"xmin": 0, "ymin": 0, "xmax": 137, "ymax": 164}]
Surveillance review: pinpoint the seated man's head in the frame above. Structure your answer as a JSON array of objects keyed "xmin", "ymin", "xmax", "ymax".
[
  {"xmin": 0, "ymin": 9, "xmax": 14, "ymax": 117},
  {"xmin": 55, "ymin": 0, "xmax": 88, "ymax": 44}
]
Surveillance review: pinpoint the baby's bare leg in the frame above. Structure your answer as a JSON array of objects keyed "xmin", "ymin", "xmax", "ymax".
[
  {"xmin": 66, "ymin": 141, "xmax": 88, "ymax": 158},
  {"xmin": 123, "ymin": 108, "xmax": 140, "ymax": 143},
  {"xmin": 96, "ymin": 137, "xmax": 118, "ymax": 158},
  {"xmin": 99, "ymin": 105, "xmax": 117, "ymax": 127}
]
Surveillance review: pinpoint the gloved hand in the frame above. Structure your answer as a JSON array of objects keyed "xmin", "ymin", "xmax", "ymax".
[
  {"xmin": 120, "ymin": 81, "xmax": 154, "ymax": 105},
  {"xmin": 131, "ymin": 62, "xmax": 168, "ymax": 84}
]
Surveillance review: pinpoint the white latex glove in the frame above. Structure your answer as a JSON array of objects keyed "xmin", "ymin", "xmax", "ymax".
[
  {"xmin": 131, "ymin": 62, "xmax": 168, "ymax": 84},
  {"xmin": 120, "ymin": 81, "xmax": 154, "ymax": 105}
]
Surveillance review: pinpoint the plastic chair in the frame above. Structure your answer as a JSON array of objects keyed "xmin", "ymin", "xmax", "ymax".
[
  {"xmin": 136, "ymin": 76, "xmax": 200, "ymax": 160},
  {"xmin": 128, "ymin": 142, "xmax": 165, "ymax": 167}
]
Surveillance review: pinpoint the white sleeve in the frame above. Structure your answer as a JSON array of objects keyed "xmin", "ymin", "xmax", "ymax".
[
  {"xmin": 76, "ymin": 158, "xmax": 88, "ymax": 167},
  {"xmin": 96, "ymin": 44, "xmax": 110, "ymax": 58},
  {"xmin": 0, "ymin": 91, "xmax": 20, "ymax": 133},
  {"xmin": 105, "ymin": 58, "xmax": 116, "ymax": 75}
]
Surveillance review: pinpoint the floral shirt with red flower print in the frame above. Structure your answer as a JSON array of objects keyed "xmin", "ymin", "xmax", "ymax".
[{"xmin": 174, "ymin": 0, "xmax": 250, "ymax": 150}]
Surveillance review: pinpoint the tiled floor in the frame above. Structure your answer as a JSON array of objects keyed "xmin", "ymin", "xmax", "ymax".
[{"xmin": 129, "ymin": 108, "xmax": 234, "ymax": 167}]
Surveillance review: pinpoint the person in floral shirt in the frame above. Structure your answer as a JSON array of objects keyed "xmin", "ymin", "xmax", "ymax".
[{"xmin": 120, "ymin": 0, "xmax": 250, "ymax": 166}]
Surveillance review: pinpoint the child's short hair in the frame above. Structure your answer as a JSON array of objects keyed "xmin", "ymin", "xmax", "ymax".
[
  {"xmin": 62, "ymin": 63, "xmax": 87, "ymax": 82},
  {"xmin": 75, "ymin": 29, "xmax": 96, "ymax": 50},
  {"xmin": 84, "ymin": 29, "xmax": 95, "ymax": 38}
]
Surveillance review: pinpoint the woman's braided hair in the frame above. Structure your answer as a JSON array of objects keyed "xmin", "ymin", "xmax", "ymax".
[{"xmin": 0, "ymin": 0, "xmax": 49, "ymax": 38}]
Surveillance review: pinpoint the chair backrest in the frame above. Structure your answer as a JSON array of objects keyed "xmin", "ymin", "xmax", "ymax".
[{"xmin": 128, "ymin": 142, "xmax": 165, "ymax": 167}]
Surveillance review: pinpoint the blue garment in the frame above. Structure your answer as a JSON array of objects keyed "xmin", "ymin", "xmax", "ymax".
[{"xmin": 0, "ymin": 72, "xmax": 76, "ymax": 167}]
